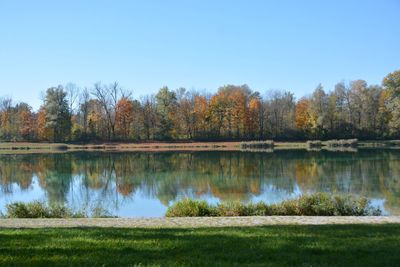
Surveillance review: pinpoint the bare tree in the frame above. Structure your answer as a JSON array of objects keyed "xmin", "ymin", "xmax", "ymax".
[
  {"xmin": 140, "ymin": 95, "xmax": 157, "ymax": 140},
  {"xmin": 79, "ymin": 88, "xmax": 91, "ymax": 137},
  {"xmin": 0, "ymin": 96, "xmax": 12, "ymax": 112},
  {"xmin": 91, "ymin": 82, "xmax": 132, "ymax": 140},
  {"xmin": 264, "ymin": 90, "xmax": 295, "ymax": 138},
  {"xmin": 65, "ymin": 83, "xmax": 80, "ymax": 115}
]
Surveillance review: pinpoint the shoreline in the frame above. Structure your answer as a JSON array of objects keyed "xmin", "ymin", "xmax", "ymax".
[
  {"xmin": 0, "ymin": 140, "xmax": 399, "ymax": 154},
  {"xmin": 1, "ymin": 216, "xmax": 400, "ymax": 228}
]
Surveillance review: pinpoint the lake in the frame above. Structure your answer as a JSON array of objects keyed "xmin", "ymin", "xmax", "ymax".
[{"xmin": 0, "ymin": 149, "xmax": 399, "ymax": 217}]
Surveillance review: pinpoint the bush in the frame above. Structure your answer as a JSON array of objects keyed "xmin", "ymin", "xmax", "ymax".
[
  {"xmin": 5, "ymin": 201, "xmax": 84, "ymax": 218},
  {"xmin": 270, "ymin": 199, "xmax": 301, "ymax": 215},
  {"xmin": 6, "ymin": 201, "xmax": 48, "ymax": 218},
  {"xmin": 217, "ymin": 202, "xmax": 253, "ymax": 216},
  {"xmin": 306, "ymin": 140, "xmax": 322, "ymax": 148},
  {"xmin": 387, "ymin": 140, "xmax": 400, "ymax": 146},
  {"xmin": 240, "ymin": 141, "xmax": 274, "ymax": 150},
  {"xmin": 165, "ymin": 193, "xmax": 381, "ymax": 217},
  {"xmin": 325, "ymin": 139, "xmax": 358, "ymax": 147},
  {"xmin": 165, "ymin": 199, "xmax": 216, "ymax": 217},
  {"xmin": 91, "ymin": 206, "xmax": 115, "ymax": 218},
  {"xmin": 53, "ymin": 145, "xmax": 69, "ymax": 150}
]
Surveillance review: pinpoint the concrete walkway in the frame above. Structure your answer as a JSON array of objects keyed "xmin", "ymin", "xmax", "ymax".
[{"xmin": 1, "ymin": 216, "xmax": 400, "ymax": 228}]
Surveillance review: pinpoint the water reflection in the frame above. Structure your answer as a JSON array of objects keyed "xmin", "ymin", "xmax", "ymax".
[{"xmin": 0, "ymin": 150, "xmax": 399, "ymax": 217}]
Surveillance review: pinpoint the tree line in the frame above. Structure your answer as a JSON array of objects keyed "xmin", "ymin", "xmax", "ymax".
[{"xmin": 1, "ymin": 70, "xmax": 399, "ymax": 142}]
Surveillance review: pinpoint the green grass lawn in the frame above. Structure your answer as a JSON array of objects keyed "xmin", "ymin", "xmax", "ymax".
[{"xmin": 0, "ymin": 225, "xmax": 400, "ymax": 266}]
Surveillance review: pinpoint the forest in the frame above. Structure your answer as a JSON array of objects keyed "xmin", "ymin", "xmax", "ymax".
[{"xmin": 0, "ymin": 70, "xmax": 399, "ymax": 142}]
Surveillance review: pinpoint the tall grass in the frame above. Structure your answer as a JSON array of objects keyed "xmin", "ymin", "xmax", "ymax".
[{"xmin": 166, "ymin": 193, "xmax": 381, "ymax": 217}]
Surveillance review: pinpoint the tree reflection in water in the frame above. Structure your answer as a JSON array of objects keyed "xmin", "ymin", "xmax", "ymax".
[{"xmin": 0, "ymin": 150, "xmax": 399, "ymax": 216}]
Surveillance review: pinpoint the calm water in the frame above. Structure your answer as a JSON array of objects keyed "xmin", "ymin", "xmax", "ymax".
[{"xmin": 0, "ymin": 149, "xmax": 399, "ymax": 217}]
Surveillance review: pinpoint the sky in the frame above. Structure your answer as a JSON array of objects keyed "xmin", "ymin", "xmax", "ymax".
[{"xmin": 0, "ymin": 0, "xmax": 399, "ymax": 110}]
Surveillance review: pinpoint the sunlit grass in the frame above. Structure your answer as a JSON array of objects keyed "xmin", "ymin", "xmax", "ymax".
[{"xmin": 0, "ymin": 225, "xmax": 399, "ymax": 266}]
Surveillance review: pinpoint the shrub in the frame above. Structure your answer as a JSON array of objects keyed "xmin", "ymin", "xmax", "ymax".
[
  {"xmin": 251, "ymin": 202, "xmax": 272, "ymax": 216},
  {"xmin": 49, "ymin": 204, "xmax": 78, "ymax": 218},
  {"xmin": 53, "ymin": 145, "xmax": 69, "ymax": 150},
  {"xmin": 270, "ymin": 199, "xmax": 300, "ymax": 215},
  {"xmin": 165, "ymin": 193, "xmax": 381, "ymax": 217},
  {"xmin": 217, "ymin": 202, "xmax": 253, "ymax": 216},
  {"xmin": 5, "ymin": 201, "xmax": 86, "ymax": 218},
  {"xmin": 306, "ymin": 140, "xmax": 322, "ymax": 148},
  {"xmin": 165, "ymin": 199, "xmax": 216, "ymax": 217},
  {"xmin": 387, "ymin": 140, "xmax": 400, "ymax": 146},
  {"xmin": 6, "ymin": 201, "xmax": 47, "ymax": 218},
  {"xmin": 325, "ymin": 139, "xmax": 358, "ymax": 148},
  {"xmin": 297, "ymin": 193, "xmax": 336, "ymax": 215},
  {"xmin": 91, "ymin": 206, "xmax": 115, "ymax": 218},
  {"xmin": 240, "ymin": 141, "xmax": 274, "ymax": 150}
]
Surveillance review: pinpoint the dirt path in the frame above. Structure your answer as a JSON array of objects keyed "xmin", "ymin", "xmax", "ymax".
[{"xmin": 1, "ymin": 216, "xmax": 400, "ymax": 228}]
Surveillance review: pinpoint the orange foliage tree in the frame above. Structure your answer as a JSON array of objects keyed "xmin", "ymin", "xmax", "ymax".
[{"xmin": 115, "ymin": 97, "xmax": 134, "ymax": 140}]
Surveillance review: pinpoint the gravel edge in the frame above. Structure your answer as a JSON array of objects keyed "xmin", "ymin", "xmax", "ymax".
[{"xmin": 1, "ymin": 216, "xmax": 400, "ymax": 228}]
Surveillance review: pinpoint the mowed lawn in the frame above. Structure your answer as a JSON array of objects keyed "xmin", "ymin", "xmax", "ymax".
[{"xmin": 1, "ymin": 225, "xmax": 400, "ymax": 266}]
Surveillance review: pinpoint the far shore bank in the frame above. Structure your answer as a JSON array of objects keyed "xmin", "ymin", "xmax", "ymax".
[
  {"xmin": 0, "ymin": 140, "xmax": 399, "ymax": 154},
  {"xmin": 1, "ymin": 140, "xmax": 399, "ymax": 153}
]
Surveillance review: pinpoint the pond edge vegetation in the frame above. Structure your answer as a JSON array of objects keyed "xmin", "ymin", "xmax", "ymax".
[
  {"xmin": 166, "ymin": 193, "xmax": 382, "ymax": 217},
  {"xmin": 1, "ymin": 193, "xmax": 382, "ymax": 218},
  {"xmin": 1, "ymin": 201, "xmax": 114, "ymax": 219}
]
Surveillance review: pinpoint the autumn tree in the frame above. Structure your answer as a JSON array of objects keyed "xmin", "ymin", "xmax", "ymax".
[
  {"xmin": 1, "ymin": 69, "xmax": 400, "ymax": 142},
  {"xmin": 248, "ymin": 96, "xmax": 263, "ymax": 139},
  {"xmin": 115, "ymin": 97, "xmax": 134, "ymax": 140},
  {"xmin": 92, "ymin": 82, "xmax": 131, "ymax": 140},
  {"xmin": 16, "ymin": 103, "xmax": 34, "ymax": 140},
  {"xmin": 193, "ymin": 95, "xmax": 209, "ymax": 139},
  {"xmin": 86, "ymin": 99, "xmax": 106, "ymax": 140},
  {"xmin": 175, "ymin": 88, "xmax": 196, "ymax": 139},
  {"xmin": 295, "ymin": 97, "xmax": 313, "ymax": 138},
  {"xmin": 0, "ymin": 97, "xmax": 13, "ymax": 141},
  {"xmin": 36, "ymin": 107, "xmax": 52, "ymax": 141}
]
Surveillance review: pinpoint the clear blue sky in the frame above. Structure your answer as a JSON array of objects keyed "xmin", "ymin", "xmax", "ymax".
[{"xmin": 1, "ymin": 0, "xmax": 399, "ymax": 110}]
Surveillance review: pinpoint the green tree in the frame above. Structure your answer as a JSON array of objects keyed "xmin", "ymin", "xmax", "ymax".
[
  {"xmin": 310, "ymin": 84, "xmax": 328, "ymax": 138},
  {"xmin": 155, "ymin": 87, "xmax": 177, "ymax": 139},
  {"xmin": 44, "ymin": 86, "xmax": 71, "ymax": 142},
  {"xmin": 383, "ymin": 70, "xmax": 400, "ymax": 137}
]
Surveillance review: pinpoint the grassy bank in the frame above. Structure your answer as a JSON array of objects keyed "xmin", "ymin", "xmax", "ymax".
[{"xmin": 0, "ymin": 225, "xmax": 399, "ymax": 266}]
